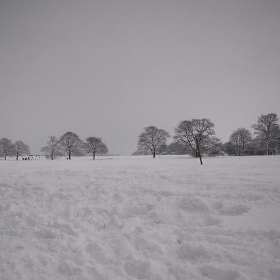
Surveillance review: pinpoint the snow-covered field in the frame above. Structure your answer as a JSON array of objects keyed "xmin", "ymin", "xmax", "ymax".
[{"xmin": 1, "ymin": 155, "xmax": 280, "ymax": 280}]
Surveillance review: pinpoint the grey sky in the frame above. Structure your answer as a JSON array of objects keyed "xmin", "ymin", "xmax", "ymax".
[{"xmin": 1, "ymin": 0, "xmax": 280, "ymax": 155}]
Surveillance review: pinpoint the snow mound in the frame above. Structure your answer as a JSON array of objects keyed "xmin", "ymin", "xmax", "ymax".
[
  {"xmin": 123, "ymin": 259, "xmax": 151, "ymax": 279},
  {"xmin": 85, "ymin": 242, "xmax": 112, "ymax": 264},
  {"xmin": 179, "ymin": 197, "xmax": 209, "ymax": 213},
  {"xmin": 177, "ymin": 242, "xmax": 209, "ymax": 261},
  {"xmin": 219, "ymin": 204, "xmax": 251, "ymax": 216},
  {"xmin": 200, "ymin": 265, "xmax": 240, "ymax": 280}
]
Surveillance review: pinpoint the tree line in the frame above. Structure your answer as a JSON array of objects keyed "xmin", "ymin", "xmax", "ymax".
[
  {"xmin": 0, "ymin": 139, "xmax": 30, "ymax": 160},
  {"xmin": 0, "ymin": 132, "xmax": 108, "ymax": 160},
  {"xmin": 1, "ymin": 113, "xmax": 280, "ymax": 163},
  {"xmin": 41, "ymin": 132, "xmax": 108, "ymax": 160},
  {"xmin": 135, "ymin": 113, "xmax": 280, "ymax": 165}
]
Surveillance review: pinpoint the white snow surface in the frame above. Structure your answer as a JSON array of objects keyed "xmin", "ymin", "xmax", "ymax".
[{"xmin": 1, "ymin": 155, "xmax": 280, "ymax": 280}]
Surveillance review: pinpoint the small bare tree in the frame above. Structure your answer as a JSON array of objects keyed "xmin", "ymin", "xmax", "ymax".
[
  {"xmin": 59, "ymin": 132, "xmax": 84, "ymax": 160},
  {"xmin": 174, "ymin": 118, "xmax": 215, "ymax": 165},
  {"xmin": 229, "ymin": 128, "xmax": 252, "ymax": 156},
  {"xmin": 14, "ymin": 141, "xmax": 30, "ymax": 160},
  {"xmin": 85, "ymin": 137, "xmax": 108, "ymax": 159},
  {"xmin": 138, "ymin": 126, "xmax": 170, "ymax": 158},
  {"xmin": 252, "ymin": 113, "xmax": 280, "ymax": 155},
  {"xmin": 0, "ymin": 138, "xmax": 15, "ymax": 160},
  {"xmin": 41, "ymin": 136, "xmax": 62, "ymax": 160}
]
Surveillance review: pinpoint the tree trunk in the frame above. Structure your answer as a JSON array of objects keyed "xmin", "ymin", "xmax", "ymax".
[
  {"xmin": 16, "ymin": 154, "xmax": 19, "ymax": 161},
  {"xmin": 153, "ymin": 151, "xmax": 156, "ymax": 158},
  {"xmin": 93, "ymin": 152, "xmax": 95, "ymax": 160},
  {"xmin": 197, "ymin": 146, "xmax": 203, "ymax": 165},
  {"xmin": 68, "ymin": 152, "xmax": 71, "ymax": 160},
  {"xmin": 5, "ymin": 155, "xmax": 6, "ymax": 160},
  {"xmin": 199, "ymin": 153, "xmax": 203, "ymax": 165},
  {"xmin": 195, "ymin": 136, "xmax": 203, "ymax": 165}
]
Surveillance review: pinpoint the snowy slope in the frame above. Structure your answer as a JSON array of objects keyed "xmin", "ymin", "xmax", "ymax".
[{"xmin": 0, "ymin": 155, "xmax": 280, "ymax": 280}]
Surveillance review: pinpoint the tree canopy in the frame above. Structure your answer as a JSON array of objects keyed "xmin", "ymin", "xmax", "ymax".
[
  {"xmin": 59, "ymin": 132, "xmax": 84, "ymax": 160},
  {"xmin": 14, "ymin": 141, "xmax": 30, "ymax": 160},
  {"xmin": 138, "ymin": 126, "xmax": 170, "ymax": 158},
  {"xmin": 85, "ymin": 137, "xmax": 108, "ymax": 159},
  {"xmin": 0, "ymin": 138, "xmax": 15, "ymax": 160},
  {"xmin": 252, "ymin": 113, "xmax": 280, "ymax": 155},
  {"xmin": 174, "ymin": 118, "xmax": 215, "ymax": 164},
  {"xmin": 229, "ymin": 128, "xmax": 252, "ymax": 156},
  {"xmin": 41, "ymin": 136, "xmax": 62, "ymax": 160}
]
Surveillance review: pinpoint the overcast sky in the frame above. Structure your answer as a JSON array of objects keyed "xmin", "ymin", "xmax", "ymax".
[{"xmin": 1, "ymin": 0, "xmax": 280, "ymax": 155}]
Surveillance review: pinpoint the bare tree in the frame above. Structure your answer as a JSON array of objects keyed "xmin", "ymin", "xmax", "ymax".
[
  {"xmin": 174, "ymin": 118, "xmax": 215, "ymax": 165},
  {"xmin": 0, "ymin": 138, "xmax": 15, "ymax": 160},
  {"xmin": 85, "ymin": 137, "xmax": 108, "ymax": 159},
  {"xmin": 59, "ymin": 132, "xmax": 84, "ymax": 160},
  {"xmin": 14, "ymin": 141, "xmax": 30, "ymax": 160},
  {"xmin": 252, "ymin": 113, "xmax": 280, "ymax": 155},
  {"xmin": 41, "ymin": 136, "xmax": 62, "ymax": 160},
  {"xmin": 138, "ymin": 126, "xmax": 170, "ymax": 158},
  {"xmin": 203, "ymin": 136, "xmax": 223, "ymax": 157},
  {"xmin": 229, "ymin": 128, "xmax": 252, "ymax": 156}
]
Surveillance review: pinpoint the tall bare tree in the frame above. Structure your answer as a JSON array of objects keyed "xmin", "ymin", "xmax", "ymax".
[
  {"xmin": 174, "ymin": 118, "xmax": 215, "ymax": 165},
  {"xmin": 0, "ymin": 138, "xmax": 15, "ymax": 160},
  {"xmin": 41, "ymin": 136, "xmax": 62, "ymax": 160},
  {"xmin": 252, "ymin": 113, "xmax": 280, "ymax": 155},
  {"xmin": 59, "ymin": 132, "xmax": 84, "ymax": 160},
  {"xmin": 138, "ymin": 126, "xmax": 170, "ymax": 158},
  {"xmin": 229, "ymin": 128, "xmax": 252, "ymax": 156},
  {"xmin": 85, "ymin": 137, "xmax": 108, "ymax": 159},
  {"xmin": 14, "ymin": 141, "xmax": 30, "ymax": 160}
]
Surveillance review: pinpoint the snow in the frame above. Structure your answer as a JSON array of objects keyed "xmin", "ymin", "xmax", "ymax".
[{"xmin": 0, "ymin": 155, "xmax": 280, "ymax": 280}]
